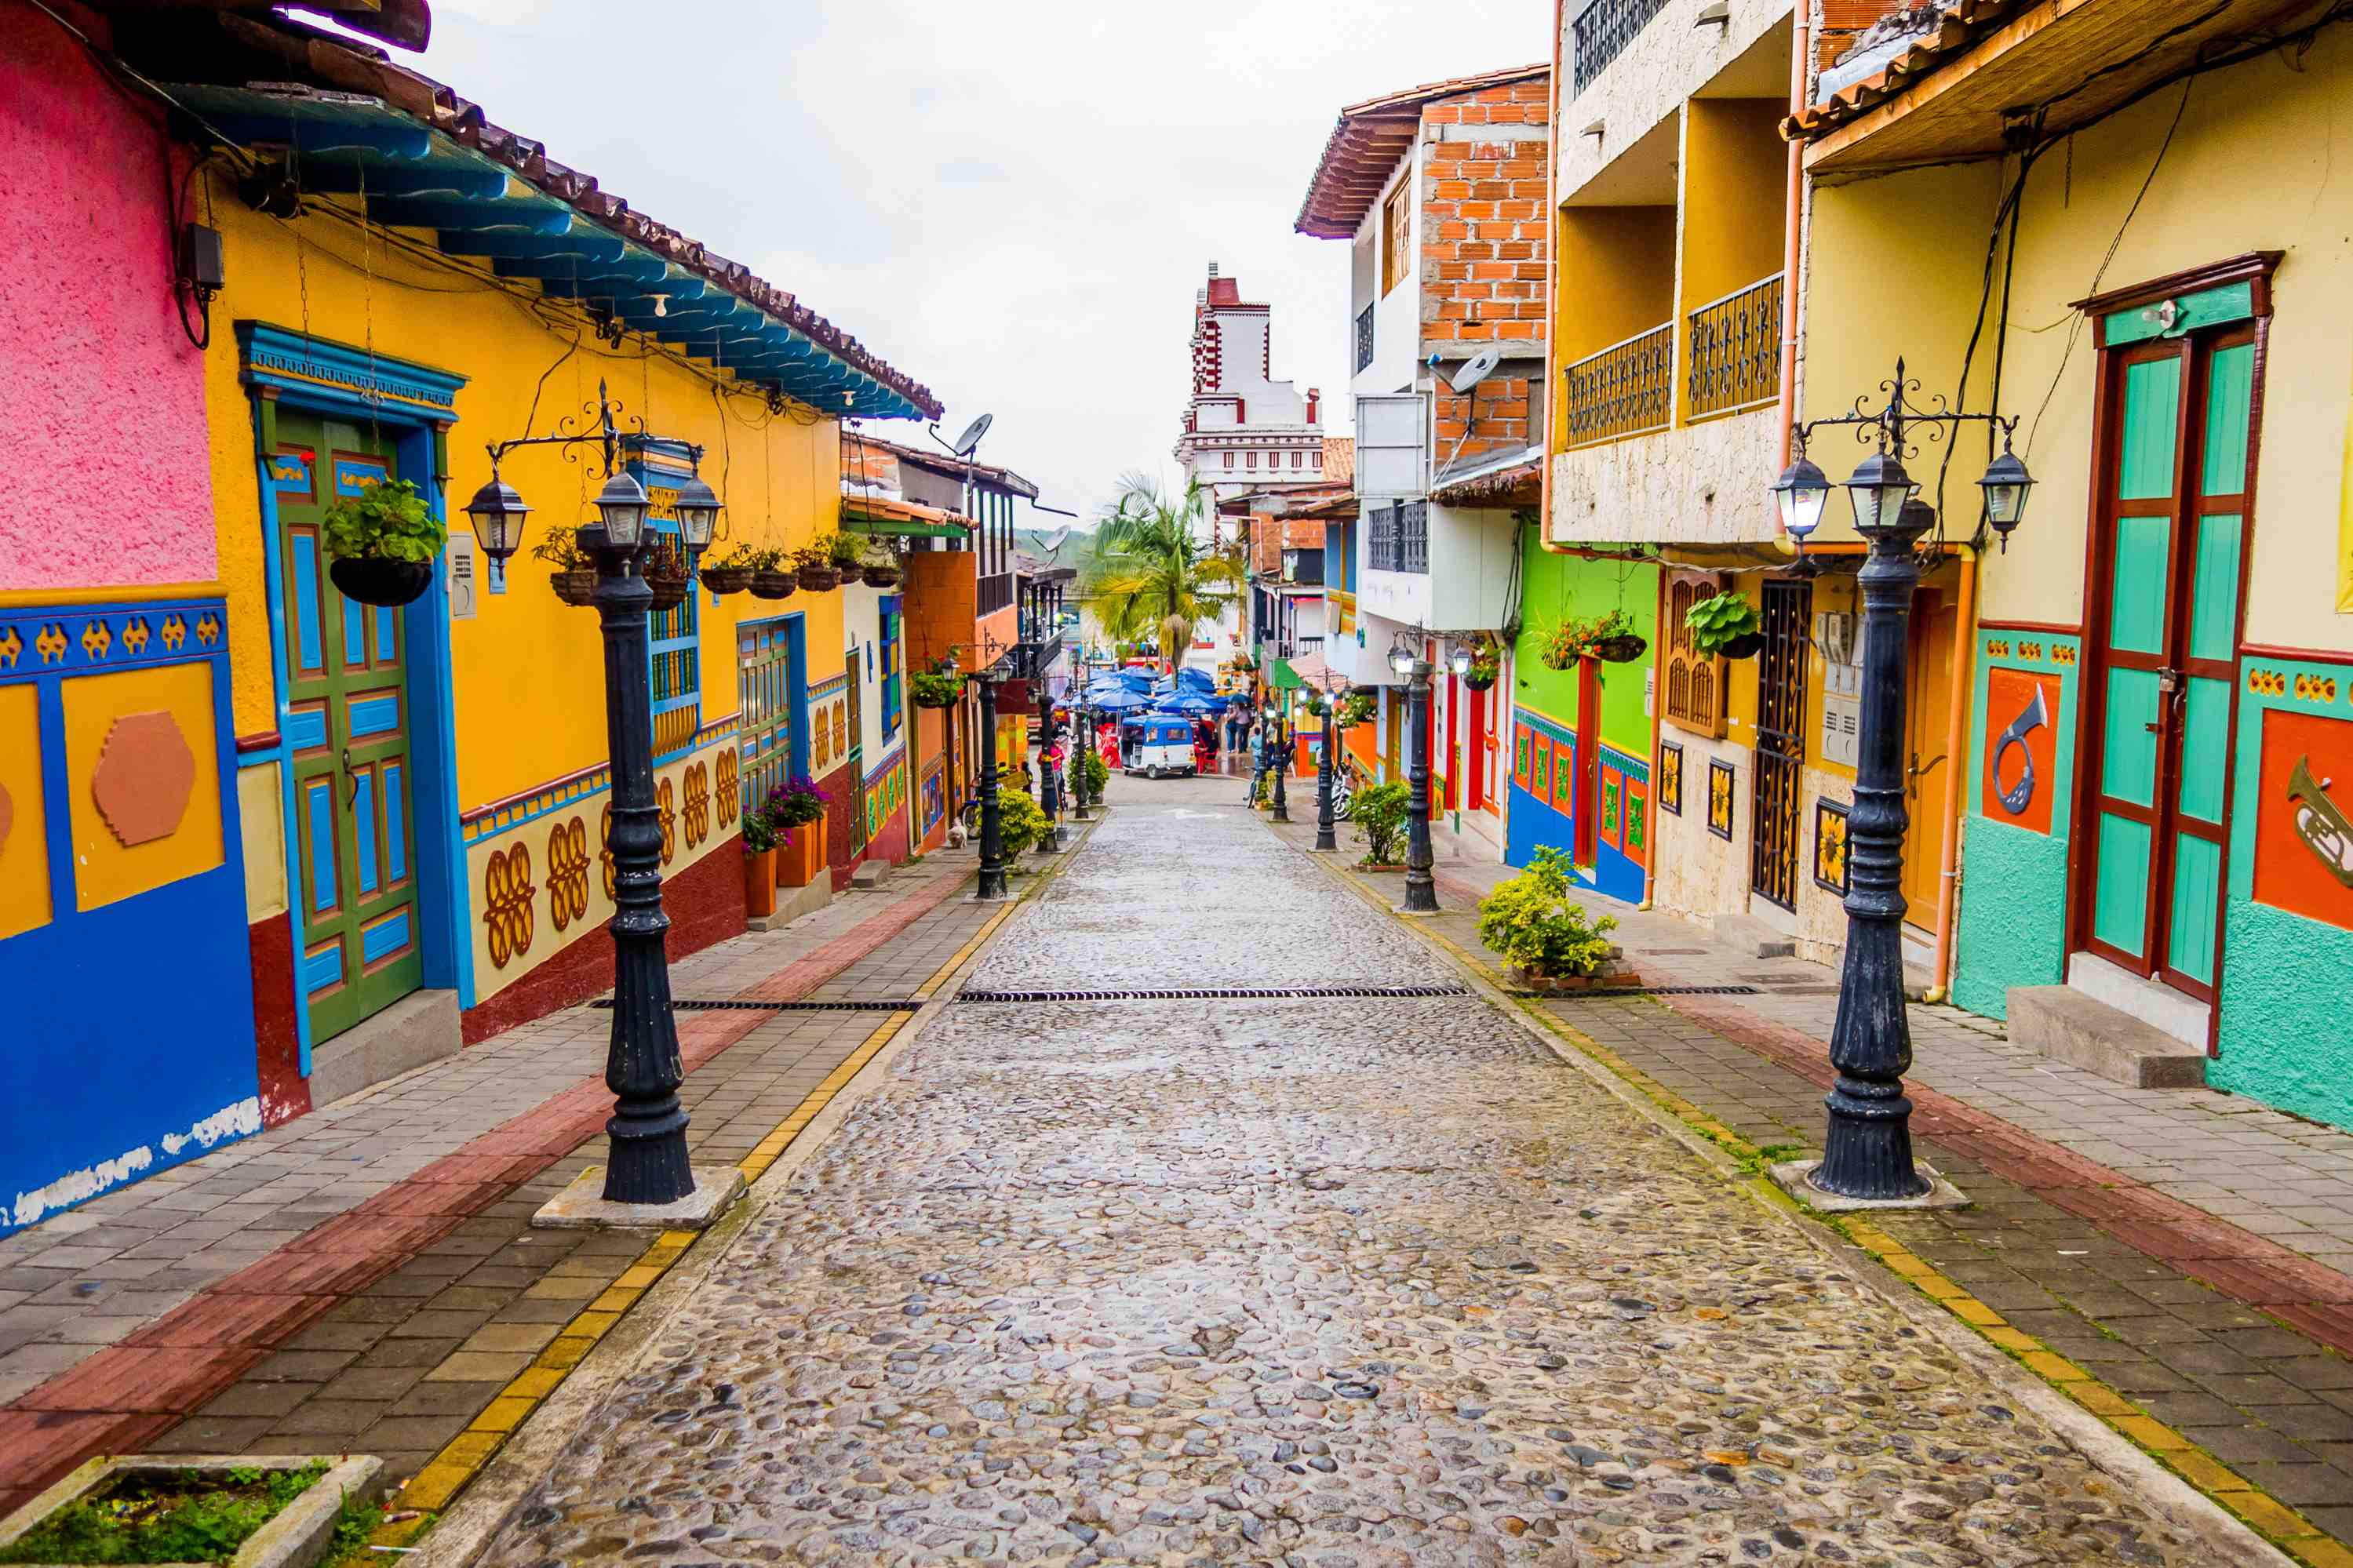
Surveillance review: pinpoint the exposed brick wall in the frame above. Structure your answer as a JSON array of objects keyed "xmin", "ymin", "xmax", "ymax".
[
  {"xmin": 1249, "ymin": 512, "xmax": 1327, "ymax": 574},
  {"xmin": 1419, "ymin": 79, "xmax": 1550, "ymax": 356},
  {"xmin": 1433, "ymin": 372, "xmax": 1539, "ymax": 468}
]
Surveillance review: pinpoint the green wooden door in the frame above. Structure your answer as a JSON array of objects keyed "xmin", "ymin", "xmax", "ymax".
[
  {"xmin": 274, "ymin": 412, "xmax": 424, "ymax": 1042},
  {"xmin": 2081, "ymin": 329, "xmax": 2256, "ymax": 999}
]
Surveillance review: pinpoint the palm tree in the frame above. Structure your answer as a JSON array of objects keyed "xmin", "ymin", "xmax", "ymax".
[{"xmin": 1083, "ymin": 473, "xmax": 1244, "ymax": 672}]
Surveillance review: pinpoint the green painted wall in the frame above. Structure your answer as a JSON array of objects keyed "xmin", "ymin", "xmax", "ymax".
[
  {"xmin": 1950, "ymin": 634, "xmax": 2081, "ymax": 1022},
  {"xmin": 1511, "ymin": 524, "xmax": 1655, "ymax": 755},
  {"xmin": 2209, "ymin": 653, "xmax": 2353, "ymax": 1132}
]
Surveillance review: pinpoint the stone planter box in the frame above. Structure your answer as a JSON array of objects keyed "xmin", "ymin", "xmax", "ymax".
[{"xmin": 0, "ymin": 1454, "xmax": 381, "ymax": 1568}]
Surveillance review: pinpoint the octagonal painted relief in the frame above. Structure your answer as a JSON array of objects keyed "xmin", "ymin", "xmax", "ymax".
[{"xmin": 92, "ymin": 710, "xmax": 195, "ymax": 847}]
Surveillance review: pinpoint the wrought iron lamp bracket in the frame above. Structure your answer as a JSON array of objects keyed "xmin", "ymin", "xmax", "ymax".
[
  {"xmin": 1791, "ymin": 359, "xmax": 2020, "ymax": 465},
  {"xmin": 483, "ymin": 379, "xmax": 707, "ymax": 489}
]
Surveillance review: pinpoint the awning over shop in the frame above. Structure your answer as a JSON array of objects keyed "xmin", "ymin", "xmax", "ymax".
[
  {"xmin": 166, "ymin": 85, "xmax": 939, "ymax": 421},
  {"xmin": 1266, "ymin": 652, "xmax": 1329, "ymax": 691}
]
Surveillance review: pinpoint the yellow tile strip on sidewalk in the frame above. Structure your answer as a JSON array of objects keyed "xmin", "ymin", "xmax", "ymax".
[
  {"xmin": 375, "ymin": 853, "xmax": 1051, "ymax": 1544},
  {"xmin": 1294, "ymin": 844, "xmax": 2352, "ymax": 1568}
]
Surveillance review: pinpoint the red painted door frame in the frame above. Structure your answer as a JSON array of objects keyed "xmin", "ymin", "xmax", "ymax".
[{"xmin": 1575, "ymin": 657, "xmax": 1600, "ymax": 864}]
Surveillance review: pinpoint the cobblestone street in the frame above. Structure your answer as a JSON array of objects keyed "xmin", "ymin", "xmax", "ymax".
[{"xmin": 477, "ymin": 781, "xmax": 2249, "ymax": 1568}]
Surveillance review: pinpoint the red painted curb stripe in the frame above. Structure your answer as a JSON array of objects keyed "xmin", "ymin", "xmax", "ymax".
[
  {"xmin": 1654, "ymin": 991, "xmax": 2353, "ymax": 1360},
  {"xmin": 0, "ymin": 864, "xmax": 974, "ymax": 1497}
]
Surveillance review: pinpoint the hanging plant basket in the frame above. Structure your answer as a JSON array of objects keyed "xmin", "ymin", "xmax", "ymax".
[
  {"xmin": 750, "ymin": 569, "xmax": 798, "ymax": 600},
  {"xmin": 862, "ymin": 565, "xmax": 903, "ymax": 588},
  {"xmin": 912, "ymin": 671, "xmax": 963, "ymax": 710},
  {"xmin": 329, "ymin": 556, "xmax": 434, "ymax": 609},
  {"xmin": 647, "ymin": 574, "xmax": 690, "ymax": 612},
  {"xmin": 1463, "ymin": 671, "xmax": 1498, "ymax": 692},
  {"xmin": 550, "ymin": 569, "xmax": 597, "ymax": 608},
  {"xmin": 797, "ymin": 565, "xmax": 841, "ymax": 593},
  {"xmin": 700, "ymin": 566, "xmax": 752, "ymax": 596},
  {"xmin": 1593, "ymin": 635, "xmax": 1648, "ymax": 664},
  {"xmin": 1717, "ymin": 631, "xmax": 1765, "ymax": 660}
]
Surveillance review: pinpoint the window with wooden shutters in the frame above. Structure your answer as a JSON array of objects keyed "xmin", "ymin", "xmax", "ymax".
[
  {"xmin": 1663, "ymin": 571, "xmax": 1727, "ymax": 739},
  {"xmin": 1382, "ymin": 184, "xmax": 1409, "ymax": 297}
]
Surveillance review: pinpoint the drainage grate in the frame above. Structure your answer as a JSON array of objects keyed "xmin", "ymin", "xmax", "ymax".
[
  {"xmin": 1521, "ymin": 984, "xmax": 1763, "ymax": 1000},
  {"xmin": 955, "ymin": 984, "xmax": 1473, "ymax": 1004},
  {"xmin": 590, "ymin": 997, "xmax": 922, "ymax": 1013}
]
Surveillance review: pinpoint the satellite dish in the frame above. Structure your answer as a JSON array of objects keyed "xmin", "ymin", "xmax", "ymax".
[
  {"xmin": 951, "ymin": 413, "xmax": 993, "ymax": 456},
  {"xmin": 1041, "ymin": 525, "xmax": 1073, "ymax": 555},
  {"xmin": 1449, "ymin": 347, "xmax": 1504, "ymax": 394}
]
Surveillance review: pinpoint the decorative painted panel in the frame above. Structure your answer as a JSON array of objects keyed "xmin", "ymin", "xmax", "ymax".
[
  {"xmin": 1981, "ymin": 668, "xmax": 2060, "ymax": 836},
  {"xmin": 1657, "ymin": 741, "xmax": 1682, "ymax": 817},
  {"xmin": 1813, "ymin": 799, "xmax": 1850, "ymax": 896}
]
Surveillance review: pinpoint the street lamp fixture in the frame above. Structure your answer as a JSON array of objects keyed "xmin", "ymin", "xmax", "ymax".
[
  {"xmin": 1772, "ymin": 356, "xmax": 2031, "ymax": 1207},
  {"xmin": 1447, "ymin": 644, "xmax": 1475, "ymax": 678},
  {"xmin": 463, "ymin": 473, "xmax": 532, "ymax": 563},
  {"xmin": 592, "ymin": 470, "xmax": 652, "ymax": 549},
  {"xmin": 671, "ymin": 472, "xmax": 723, "ymax": 554},
  {"xmin": 1769, "ymin": 453, "xmax": 1831, "ymax": 546},
  {"xmin": 1388, "ymin": 642, "xmax": 1417, "ymax": 678}
]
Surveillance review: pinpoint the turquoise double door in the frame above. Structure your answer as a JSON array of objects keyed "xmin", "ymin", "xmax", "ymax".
[{"xmin": 2081, "ymin": 325, "xmax": 2256, "ymax": 1001}]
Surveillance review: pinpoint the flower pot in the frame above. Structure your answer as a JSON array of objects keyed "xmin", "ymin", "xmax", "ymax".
[
  {"xmin": 1594, "ymin": 635, "xmax": 1649, "ymax": 664},
  {"xmin": 744, "ymin": 848, "xmax": 777, "ymax": 917},
  {"xmin": 862, "ymin": 566, "xmax": 903, "ymax": 588},
  {"xmin": 1463, "ymin": 672, "xmax": 1498, "ymax": 692},
  {"xmin": 701, "ymin": 566, "xmax": 752, "ymax": 596},
  {"xmin": 1716, "ymin": 631, "xmax": 1765, "ymax": 660},
  {"xmin": 647, "ymin": 576, "xmax": 690, "ymax": 612},
  {"xmin": 750, "ymin": 569, "xmax": 798, "ymax": 600},
  {"xmin": 551, "ymin": 569, "xmax": 598, "ymax": 606},
  {"xmin": 329, "ymin": 555, "xmax": 433, "ymax": 608},
  {"xmin": 778, "ymin": 817, "xmax": 827, "ymax": 887},
  {"xmin": 797, "ymin": 566, "xmax": 841, "ymax": 593}
]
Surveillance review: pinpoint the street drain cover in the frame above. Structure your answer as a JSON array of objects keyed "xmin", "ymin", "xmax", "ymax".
[
  {"xmin": 955, "ymin": 984, "xmax": 1473, "ymax": 1003},
  {"xmin": 590, "ymin": 998, "xmax": 923, "ymax": 1013},
  {"xmin": 1522, "ymin": 984, "xmax": 1764, "ymax": 1000}
]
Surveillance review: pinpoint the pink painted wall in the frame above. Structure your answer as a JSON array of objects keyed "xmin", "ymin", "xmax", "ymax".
[{"xmin": 0, "ymin": 11, "xmax": 217, "ymax": 591}]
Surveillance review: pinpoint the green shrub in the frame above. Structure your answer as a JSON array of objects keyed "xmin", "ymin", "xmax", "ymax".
[
  {"xmin": 1076, "ymin": 749, "xmax": 1109, "ymax": 797},
  {"xmin": 1351, "ymin": 781, "xmax": 1410, "ymax": 865},
  {"xmin": 996, "ymin": 789, "xmax": 1050, "ymax": 857},
  {"xmin": 1477, "ymin": 847, "xmax": 1617, "ymax": 977},
  {"xmin": 322, "ymin": 479, "xmax": 443, "ymax": 564},
  {"xmin": 0, "ymin": 1461, "xmax": 344, "ymax": 1565},
  {"xmin": 911, "ymin": 668, "xmax": 963, "ymax": 709}
]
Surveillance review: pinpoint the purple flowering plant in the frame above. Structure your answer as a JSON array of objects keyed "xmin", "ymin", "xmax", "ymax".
[{"xmin": 765, "ymin": 775, "xmax": 830, "ymax": 829}]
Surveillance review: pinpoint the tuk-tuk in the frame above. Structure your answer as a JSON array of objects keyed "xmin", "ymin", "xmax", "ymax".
[{"xmin": 1120, "ymin": 715, "xmax": 1197, "ymax": 778}]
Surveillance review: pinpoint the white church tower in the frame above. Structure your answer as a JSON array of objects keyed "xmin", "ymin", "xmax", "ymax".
[{"xmin": 1173, "ymin": 262, "xmax": 1326, "ymax": 499}]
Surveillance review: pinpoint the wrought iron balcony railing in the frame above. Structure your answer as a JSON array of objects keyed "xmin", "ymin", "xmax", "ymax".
[
  {"xmin": 1572, "ymin": 0, "xmax": 1670, "ymax": 95},
  {"xmin": 1367, "ymin": 500, "xmax": 1429, "ymax": 573},
  {"xmin": 977, "ymin": 570, "xmax": 1014, "ymax": 618},
  {"xmin": 1354, "ymin": 304, "xmax": 1375, "ymax": 374},
  {"xmin": 1686, "ymin": 272, "xmax": 1784, "ymax": 422},
  {"xmin": 1561, "ymin": 323, "xmax": 1672, "ymax": 449}
]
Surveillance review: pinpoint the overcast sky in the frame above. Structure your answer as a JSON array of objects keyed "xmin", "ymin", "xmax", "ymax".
[{"xmin": 401, "ymin": 0, "xmax": 1549, "ymax": 527}]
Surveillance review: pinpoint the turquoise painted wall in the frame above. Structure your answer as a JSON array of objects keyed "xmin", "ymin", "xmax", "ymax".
[
  {"xmin": 1950, "ymin": 632, "xmax": 2081, "ymax": 1021},
  {"xmin": 2209, "ymin": 653, "xmax": 2353, "ymax": 1131},
  {"xmin": 1510, "ymin": 525, "xmax": 1655, "ymax": 750}
]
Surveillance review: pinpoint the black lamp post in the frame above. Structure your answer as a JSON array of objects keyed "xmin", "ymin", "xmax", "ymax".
[
  {"xmin": 1392, "ymin": 642, "xmax": 1438, "ymax": 913},
  {"xmin": 1069, "ymin": 695, "xmax": 1092, "ymax": 822},
  {"xmin": 1779, "ymin": 359, "xmax": 2034, "ymax": 1202},
  {"xmin": 1314, "ymin": 687, "xmax": 1339, "ymax": 852},
  {"xmin": 974, "ymin": 668, "xmax": 1008, "ymax": 900},
  {"xmin": 461, "ymin": 385, "xmax": 723, "ymax": 1209},
  {"xmin": 1266, "ymin": 698, "xmax": 1291, "ymax": 823}
]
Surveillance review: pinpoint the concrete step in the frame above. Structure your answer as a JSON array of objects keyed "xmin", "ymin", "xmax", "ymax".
[
  {"xmin": 310, "ymin": 988, "xmax": 461, "ymax": 1108},
  {"xmin": 848, "ymin": 860, "xmax": 890, "ymax": 890},
  {"xmin": 2009, "ymin": 985, "xmax": 2207, "ymax": 1089},
  {"xmin": 1712, "ymin": 912, "xmax": 1796, "ymax": 959}
]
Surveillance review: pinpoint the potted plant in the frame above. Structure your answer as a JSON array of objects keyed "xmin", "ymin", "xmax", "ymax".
[
  {"xmin": 1350, "ymin": 781, "xmax": 1410, "ymax": 868},
  {"xmin": 741, "ymin": 807, "xmax": 778, "ymax": 919},
  {"xmin": 1686, "ymin": 591, "xmax": 1764, "ymax": 660},
  {"xmin": 749, "ymin": 548, "xmax": 797, "ymax": 600},
  {"xmin": 1336, "ymin": 691, "xmax": 1375, "ymax": 729},
  {"xmin": 322, "ymin": 478, "xmax": 443, "ymax": 607},
  {"xmin": 860, "ymin": 537, "xmax": 904, "ymax": 588},
  {"xmin": 643, "ymin": 537, "xmax": 690, "ymax": 612},
  {"xmin": 700, "ymin": 540, "xmax": 758, "ymax": 597},
  {"xmin": 1539, "ymin": 616, "xmax": 1600, "ymax": 671},
  {"xmin": 912, "ymin": 662, "xmax": 963, "ymax": 710},
  {"xmin": 1303, "ymin": 692, "xmax": 1330, "ymax": 720},
  {"xmin": 766, "ymin": 776, "xmax": 831, "ymax": 887},
  {"xmin": 1079, "ymin": 747, "xmax": 1109, "ymax": 802},
  {"xmin": 794, "ymin": 543, "xmax": 841, "ymax": 593},
  {"xmin": 1462, "ymin": 643, "xmax": 1501, "ymax": 691},
  {"xmin": 1590, "ymin": 610, "xmax": 1648, "ymax": 664},
  {"xmin": 1477, "ymin": 846, "xmax": 1620, "ymax": 990},
  {"xmin": 534, "ymin": 531, "xmax": 598, "ymax": 607}
]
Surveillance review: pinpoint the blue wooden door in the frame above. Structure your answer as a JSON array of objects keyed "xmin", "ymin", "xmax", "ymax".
[{"xmin": 274, "ymin": 413, "xmax": 423, "ymax": 1042}]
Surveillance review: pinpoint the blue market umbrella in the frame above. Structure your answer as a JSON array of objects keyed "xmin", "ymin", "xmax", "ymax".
[
  {"xmin": 1085, "ymin": 687, "xmax": 1149, "ymax": 713},
  {"xmin": 1175, "ymin": 667, "xmax": 1215, "ymax": 691}
]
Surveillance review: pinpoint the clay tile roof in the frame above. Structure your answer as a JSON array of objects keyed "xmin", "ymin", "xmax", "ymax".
[
  {"xmin": 1295, "ymin": 64, "xmax": 1549, "ymax": 240},
  {"xmin": 1782, "ymin": 0, "xmax": 2012, "ymax": 142}
]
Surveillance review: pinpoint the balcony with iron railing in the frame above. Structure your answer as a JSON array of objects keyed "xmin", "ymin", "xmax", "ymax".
[
  {"xmin": 1570, "ymin": 0, "xmax": 1670, "ymax": 96},
  {"xmin": 1354, "ymin": 304, "xmax": 1375, "ymax": 374},
  {"xmin": 1685, "ymin": 272, "xmax": 1783, "ymax": 421},
  {"xmin": 1366, "ymin": 500, "xmax": 1429, "ymax": 574},
  {"xmin": 1560, "ymin": 324, "xmax": 1673, "ymax": 449}
]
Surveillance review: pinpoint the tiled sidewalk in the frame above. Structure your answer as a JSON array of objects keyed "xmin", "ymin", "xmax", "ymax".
[
  {"xmin": 1268, "ymin": 814, "xmax": 2353, "ymax": 1549},
  {"xmin": 0, "ymin": 837, "xmax": 1019, "ymax": 1506}
]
